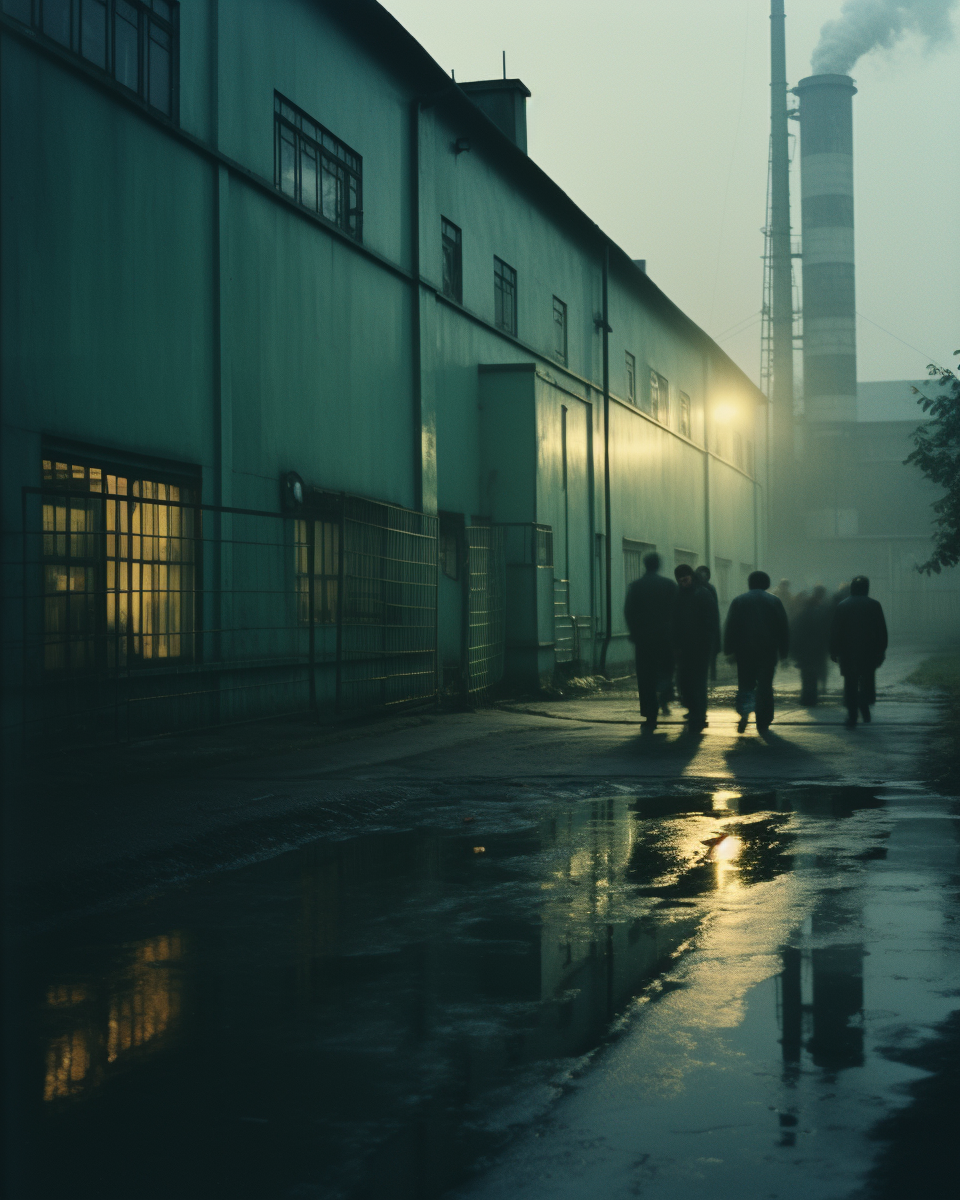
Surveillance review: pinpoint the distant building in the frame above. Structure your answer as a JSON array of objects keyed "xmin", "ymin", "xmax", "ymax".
[
  {"xmin": 792, "ymin": 379, "xmax": 959, "ymax": 635},
  {"xmin": 1, "ymin": 0, "xmax": 764, "ymax": 747}
]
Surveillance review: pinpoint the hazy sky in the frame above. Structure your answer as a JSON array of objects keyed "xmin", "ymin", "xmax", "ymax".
[{"xmin": 380, "ymin": 0, "xmax": 960, "ymax": 386}]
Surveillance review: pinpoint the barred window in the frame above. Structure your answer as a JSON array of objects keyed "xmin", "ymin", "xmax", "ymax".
[
  {"xmin": 494, "ymin": 257, "xmax": 517, "ymax": 335},
  {"xmin": 3, "ymin": 1, "xmax": 178, "ymax": 118},
  {"xmin": 275, "ymin": 93, "xmax": 362, "ymax": 240},
  {"xmin": 623, "ymin": 538, "xmax": 655, "ymax": 586},
  {"xmin": 294, "ymin": 518, "xmax": 340, "ymax": 625},
  {"xmin": 679, "ymin": 391, "xmax": 691, "ymax": 438},
  {"xmin": 648, "ymin": 371, "xmax": 668, "ymax": 421},
  {"xmin": 625, "ymin": 352, "xmax": 636, "ymax": 405},
  {"xmin": 552, "ymin": 296, "xmax": 567, "ymax": 364},
  {"xmin": 40, "ymin": 457, "xmax": 197, "ymax": 670},
  {"xmin": 441, "ymin": 217, "xmax": 462, "ymax": 303}
]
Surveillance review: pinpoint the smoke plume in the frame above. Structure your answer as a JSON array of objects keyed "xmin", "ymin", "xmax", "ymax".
[{"xmin": 811, "ymin": 0, "xmax": 958, "ymax": 74}]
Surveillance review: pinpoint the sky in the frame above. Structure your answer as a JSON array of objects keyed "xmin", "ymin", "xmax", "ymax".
[{"xmin": 379, "ymin": 0, "xmax": 960, "ymax": 386}]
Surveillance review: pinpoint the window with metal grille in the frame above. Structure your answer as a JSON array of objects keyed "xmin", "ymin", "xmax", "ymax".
[
  {"xmin": 494, "ymin": 257, "xmax": 517, "ymax": 335},
  {"xmin": 552, "ymin": 296, "xmax": 567, "ymax": 364},
  {"xmin": 679, "ymin": 391, "xmax": 692, "ymax": 438},
  {"xmin": 40, "ymin": 457, "xmax": 197, "ymax": 670},
  {"xmin": 623, "ymin": 538, "xmax": 655, "ymax": 586},
  {"xmin": 441, "ymin": 217, "xmax": 462, "ymax": 303},
  {"xmin": 625, "ymin": 352, "xmax": 636, "ymax": 405},
  {"xmin": 275, "ymin": 93, "xmax": 362, "ymax": 240},
  {"xmin": 648, "ymin": 370, "xmax": 668, "ymax": 421},
  {"xmin": 3, "ymin": 1, "xmax": 178, "ymax": 118},
  {"xmin": 294, "ymin": 518, "xmax": 340, "ymax": 625}
]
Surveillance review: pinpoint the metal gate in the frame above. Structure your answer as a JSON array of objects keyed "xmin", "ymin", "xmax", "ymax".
[{"xmin": 465, "ymin": 525, "xmax": 506, "ymax": 696}]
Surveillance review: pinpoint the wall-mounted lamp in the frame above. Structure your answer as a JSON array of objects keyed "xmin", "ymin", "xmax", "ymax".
[{"xmin": 453, "ymin": 137, "xmax": 471, "ymax": 155}]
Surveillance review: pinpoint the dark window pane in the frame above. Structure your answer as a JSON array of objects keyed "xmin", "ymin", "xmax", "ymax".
[
  {"xmin": 148, "ymin": 24, "xmax": 171, "ymax": 114},
  {"xmin": 300, "ymin": 143, "xmax": 318, "ymax": 211},
  {"xmin": 114, "ymin": 2, "xmax": 139, "ymax": 91},
  {"xmin": 42, "ymin": 0, "xmax": 71, "ymax": 46},
  {"xmin": 321, "ymin": 159, "xmax": 340, "ymax": 223},
  {"xmin": 347, "ymin": 175, "xmax": 359, "ymax": 236},
  {"xmin": 3, "ymin": 1, "xmax": 33, "ymax": 24},
  {"xmin": 279, "ymin": 127, "xmax": 296, "ymax": 197},
  {"xmin": 81, "ymin": 0, "xmax": 107, "ymax": 68},
  {"xmin": 152, "ymin": 0, "xmax": 171, "ymax": 19}
]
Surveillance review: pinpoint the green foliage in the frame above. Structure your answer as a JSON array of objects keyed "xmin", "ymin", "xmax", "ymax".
[{"xmin": 905, "ymin": 349, "xmax": 960, "ymax": 574}]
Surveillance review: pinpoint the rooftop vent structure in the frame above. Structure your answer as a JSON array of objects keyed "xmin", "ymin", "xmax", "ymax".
[{"xmin": 459, "ymin": 79, "xmax": 531, "ymax": 152}]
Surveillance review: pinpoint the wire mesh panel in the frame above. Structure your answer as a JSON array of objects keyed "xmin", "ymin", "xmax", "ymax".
[
  {"xmin": 553, "ymin": 578, "xmax": 576, "ymax": 665},
  {"xmin": 337, "ymin": 497, "xmax": 438, "ymax": 711},
  {"xmin": 7, "ymin": 476, "xmax": 438, "ymax": 751},
  {"xmin": 466, "ymin": 526, "xmax": 506, "ymax": 696}
]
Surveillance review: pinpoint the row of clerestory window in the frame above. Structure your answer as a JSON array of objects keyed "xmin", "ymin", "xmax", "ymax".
[{"xmin": 3, "ymin": 0, "xmax": 177, "ymax": 118}]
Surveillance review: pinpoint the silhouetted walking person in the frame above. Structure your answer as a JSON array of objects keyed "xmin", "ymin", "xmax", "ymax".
[
  {"xmin": 674, "ymin": 564, "xmax": 716, "ymax": 733},
  {"xmin": 695, "ymin": 564, "xmax": 722, "ymax": 681},
  {"xmin": 830, "ymin": 575, "xmax": 888, "ymax": 728},
  {"xmin": 792, "ymin": 584, "xmax": 831, "ymax": 706},
  {"xmin": 724, "ymin": 570, "xmax": 790, "ymax": 733},
  {"xmin": 624, "ymin": 553, "xmax": 677, "ymax": 731}
]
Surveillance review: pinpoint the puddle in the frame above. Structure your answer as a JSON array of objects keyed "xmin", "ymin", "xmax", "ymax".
[{"xmin": 7, "ymin": 785, "xmax": 958, "ymax": 1199}]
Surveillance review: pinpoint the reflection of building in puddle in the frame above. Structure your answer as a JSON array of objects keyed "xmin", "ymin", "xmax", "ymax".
[
  {"xmin": 779, "ymin": 889, "xmax": 865, "ymax": 1086},
  {"xmin": 43, "ymin": 933, "xmax": 184, "ymax": 1102}
]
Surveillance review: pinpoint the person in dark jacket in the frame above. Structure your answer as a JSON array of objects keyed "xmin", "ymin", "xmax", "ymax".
[
  {"xmin": 830, "ymin": 575, "xmax": 888, "ymax": 727},
  {"xmin": 674, "ymin": 564, "xmax": 716, "ymax": 732},
  {"xmin": 723, "ymin": 570, "xmax": 790, "ymax": 733},
  {"xmin": 791, "ymin": 584, "xmax": 831, "ymax": 706},
  {"xmin": 624, "ymin": 553, "xmax": 677, "ymax": 730},
  {"xmin": 695, "ymin": 565, "xmax": 722, "ymax": 681}
]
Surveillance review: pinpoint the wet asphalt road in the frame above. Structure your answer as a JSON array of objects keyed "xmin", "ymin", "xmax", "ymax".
[{"xmin": 6, "ymin": 648, "xmax": 958, "ymax": 1199}]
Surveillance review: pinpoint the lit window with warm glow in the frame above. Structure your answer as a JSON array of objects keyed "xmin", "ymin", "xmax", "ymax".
[{"xmin": 41, "ymin": 458, "xmax": 198, "ymax": 669}]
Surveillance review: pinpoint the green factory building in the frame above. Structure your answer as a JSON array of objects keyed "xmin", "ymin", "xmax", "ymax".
[{"xmin": 1, "ymin": 0, "xmax": 765, "ymax": 744}]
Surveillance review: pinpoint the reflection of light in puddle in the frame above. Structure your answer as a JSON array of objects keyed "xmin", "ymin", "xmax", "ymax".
[
  {"xmin": 712, "ymin": 790, "xmax": 740, "ymax": 811},
  {"xmin": 711, "ymin": 834, "xmax": 742, "ymax": 861},
  {"xmin": 710, "ymin": 833, "xmax": 743, "ymax": 889}
]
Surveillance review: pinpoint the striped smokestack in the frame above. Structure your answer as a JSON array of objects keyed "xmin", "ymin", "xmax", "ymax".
[{"xmin": 795, "ymin": 73, "xmax": 857, "ymax": 423}]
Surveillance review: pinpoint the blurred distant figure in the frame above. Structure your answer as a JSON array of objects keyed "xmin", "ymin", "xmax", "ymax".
[
  {"xmin": 724, "ymin": 570, "xmax": 790, "ymax": 734},
  {"xmin": 695, "ymin": 565, "xmax": 722, "ymax": 681},
  {"xmin": 624, "ymin": 553, "xmax": 677, "ymax": 731},
  {"xmin": 674, "ymin": 564, "xmax": 716, "ymax": 733},
  {"xmin": 792, "ymin": 584, "xmax": 831, "ymax": 706},
  {"xmin": 830, "ymin": 575, "xmax": 888, "ymax": 728},
  {"xmin": 773, "ymin": 578, "xmax": 797, "ymax": 619}
]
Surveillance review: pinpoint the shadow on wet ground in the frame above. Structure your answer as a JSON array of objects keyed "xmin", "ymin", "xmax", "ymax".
[{"xmin": 6, "ymin": 782, "xmax": 958, "ymax": 1200}]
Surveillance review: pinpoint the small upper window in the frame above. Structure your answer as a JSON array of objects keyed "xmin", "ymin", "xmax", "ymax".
[
  {"xmin": 679, "ymin": 391, "xmax": 691, "ymax": 438},
  {"xmin": 494, "ymin": 257, "xmax": 517, "ymax": 336},
  {"xmin": 648, "ymin": 371, "xmax": 668, "ymax": 421},
  {"xmin": 441, "ymin": 218, "xmax": 462, "ymax": 303},
  {"xmin": 625, "ymin": 352, "xmax": 636, "ymax": 405},
  {"xmin": 4, "ymin": 0, "xmax": 178, "ymax": 118},
  {"xmin": 275, "ymin": 93, "xmax": 362, "ymax": 241},
  {"xmin": 552, "ymin": 297, "xmax": 567, "ymax": 364}
]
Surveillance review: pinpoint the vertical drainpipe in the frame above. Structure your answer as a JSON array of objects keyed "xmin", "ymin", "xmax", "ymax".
[
  {"xmin": 409, "ymin": 100, "xmax": 424, "ymax": 512},
  {"xmin": 598, "ymin": 243, "xmax": 613, "ymax": 675}
]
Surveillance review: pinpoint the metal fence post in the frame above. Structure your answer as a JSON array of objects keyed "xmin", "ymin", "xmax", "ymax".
[{"xmin": 307, "ymin": 517, "xmax": 317, "ymax": 712}]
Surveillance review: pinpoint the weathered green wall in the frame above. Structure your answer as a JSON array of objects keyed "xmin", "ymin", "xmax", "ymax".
[{"xmin": 2, "ymin": 0, "xmax": 767, "ymax": 692}]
